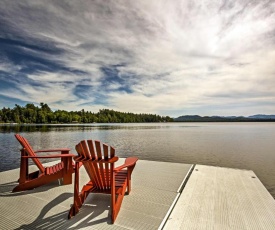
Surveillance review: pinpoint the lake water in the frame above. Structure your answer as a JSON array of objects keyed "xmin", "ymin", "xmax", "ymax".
[{"xmin": 1, "ymin": 122, "xmax": 275, "ymax": 198}]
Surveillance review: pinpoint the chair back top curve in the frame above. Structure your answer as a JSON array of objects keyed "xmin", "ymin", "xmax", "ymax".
[
  {"xmin": 75, "ymin": 140, "xmax": 117, "ymax": 191},
  {"xmin": 15, "ymin": 134, "xmax": 45, "ymax": 173}
]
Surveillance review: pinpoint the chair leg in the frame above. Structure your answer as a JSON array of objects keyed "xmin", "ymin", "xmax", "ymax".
[
  {"xmin": 126, "ymin": 165, "xmax": 136, "ymax": 194},
  {"xmin": 18, "ymin": 149, "xmax": 28, "ymax": 184},
  {"xmin": 111, "ymin": 182, "xmax": 127, "ymax": 223},
  {"xmin": 63, "ymin": 157, "xmax": 73, "ymax": 185},
  {"xmin": 63, "ymin": 174, "xmax": 72, "ymax": 185},
  {"xmin": 127, "ymin": 170, "xmax": 131, "ymax": 195},
  {"xmin": 68, "ymin": 162, "xmax": 81, "ymax": 218}
]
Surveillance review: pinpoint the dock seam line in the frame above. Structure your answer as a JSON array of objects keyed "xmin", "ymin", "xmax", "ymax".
[
  {"xmin": 158, "ymin": 164, "xmax": 196, "ymax": 230},
  {"xmin": 177, "ymin": 164, "xmax": 196, "ymax": 193}
]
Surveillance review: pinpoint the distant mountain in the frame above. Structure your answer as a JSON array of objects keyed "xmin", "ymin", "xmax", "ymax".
[
  {"xmin": 248, "ymin": 114, "xmax": 275, "ymax": 119},
  {"xmin": 174, "ymin": 115, "xmax": 275, "ymax": 122},
  {"xmin": 174, "ymin": 115, "xmax": 202, "ymax": 121}
]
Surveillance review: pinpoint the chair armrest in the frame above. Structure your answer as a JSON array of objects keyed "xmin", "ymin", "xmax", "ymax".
[
  {"xmin": 35, "ymin": 148, "xmax": 70, "ymax": 153},
  {"xmin": 22, "ymin": 154, "xmax": 76, "ymax": 159},
  {"xmin": 114, "ymin": 157, "xmax": 138, "ymax": 172}
]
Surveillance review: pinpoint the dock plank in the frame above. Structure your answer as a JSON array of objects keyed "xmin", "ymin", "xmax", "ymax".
[{"xmin": 164, "ymin": 165, "xmax": 275, "ymax": 230}]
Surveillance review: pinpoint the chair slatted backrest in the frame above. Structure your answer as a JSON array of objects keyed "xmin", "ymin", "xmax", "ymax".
[
  {"xmin": 75, "ymin": 140, "xmax": 115, "ymax": 191},
  {"xmin": 76, "ymin": 140, "xmax": 95, "ymax": 185},
  {"xmin": 88, "ymin": 140, "xmax": 104, "ymax": 189},
  {"xmin": 15, "ymin": 134, "xmax": 45, "ymax": 173}
]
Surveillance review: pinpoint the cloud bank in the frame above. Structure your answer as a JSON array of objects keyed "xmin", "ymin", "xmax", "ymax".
[{"xmin": 0, "ymin": 0, "xmax": 275, "ymax": 116}]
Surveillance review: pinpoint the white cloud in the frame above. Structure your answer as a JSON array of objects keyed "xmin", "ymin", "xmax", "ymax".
[
  {"xmin": 0, "ymin": 59, "xmax": 21, "ymax": 73},
  {"xmin": 0, "ymin": 0, "xmax": 275, "ymax": 116}
]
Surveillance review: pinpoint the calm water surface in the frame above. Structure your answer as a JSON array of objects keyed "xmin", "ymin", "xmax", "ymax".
[{"xmin": 1, "ymin": 122, "xmax": 275, "ymax": 198}]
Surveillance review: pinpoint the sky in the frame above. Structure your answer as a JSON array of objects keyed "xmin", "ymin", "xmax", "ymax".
[{"xmin": 0, "ymin": 0, "xmax": 275, "ymax": 117}]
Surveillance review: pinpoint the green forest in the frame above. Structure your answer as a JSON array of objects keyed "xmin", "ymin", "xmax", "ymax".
[{"xmin": 0, "ymin": 103, "xmax": 173, "ymax": 124}]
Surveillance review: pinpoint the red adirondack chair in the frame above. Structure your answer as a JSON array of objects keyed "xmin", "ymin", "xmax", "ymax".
[
  {"xmin": 68, "ymin": 139, "xmax": 138, "ymax": 223},
  {"xmin": 13, "ymin": 134, "xmax": 75, "ymax": 192}
]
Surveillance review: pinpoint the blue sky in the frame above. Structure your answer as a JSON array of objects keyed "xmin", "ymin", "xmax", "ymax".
[{"xmin": 0, "ymin": 0, "xmax": 275, "ymax": 117}]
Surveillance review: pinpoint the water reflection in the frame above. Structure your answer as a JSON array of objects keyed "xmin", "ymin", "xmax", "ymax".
[{"xmin": 0, "ymin": 123, "xmax": 178, "ymax": 133}]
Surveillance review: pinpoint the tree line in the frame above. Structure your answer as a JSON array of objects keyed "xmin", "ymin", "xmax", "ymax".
[{"xmin": 0, "ymin": 103, "xmax": 173, "ymax": 123}]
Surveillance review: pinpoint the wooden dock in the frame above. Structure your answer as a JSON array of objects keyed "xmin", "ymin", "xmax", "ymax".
[{"xmin": 1, "ymin": 161, "xmax": 275, "ymax": 229}]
